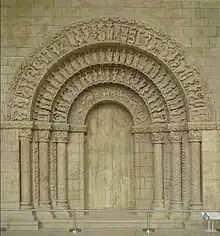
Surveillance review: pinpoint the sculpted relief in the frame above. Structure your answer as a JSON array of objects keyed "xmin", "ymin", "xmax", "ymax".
[{"xmin": 5, "ymin": 17, "xmax": 213, "ymax": 123}]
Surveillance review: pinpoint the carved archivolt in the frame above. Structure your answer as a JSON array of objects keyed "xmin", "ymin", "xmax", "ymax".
[
  {"xmin": 6, "ymin": 17, "xmax": 214, "ymax": 123},
  {"xmin": 50, "ymin": 65, "xmax": 169, "ymax": 124},
  {"xmin": 68, "ymin": 84, "xmax": 150, "ymax": 125}
]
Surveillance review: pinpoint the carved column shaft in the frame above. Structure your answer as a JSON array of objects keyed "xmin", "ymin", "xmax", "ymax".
[
  {"xmin": 188, "ymin": 130, "xmax": 202, "ymax": 209},
  {"xmin": 56, "ymin": 131, "xmax": 69, "ymax": 207},
  {"xmin": 152, "ymin": 132, "xmax": 164, "ymax": 209},
  {"xmin": 170, "ymin": 131, "xmax": 182, "ymax": 209},
  {"xmin": 38, "ymin": 130, "xmax": 51, "ymax": 207},
  {"xmin": 19, "ymin": 129, "xmax": 32, "ymax": 208}
]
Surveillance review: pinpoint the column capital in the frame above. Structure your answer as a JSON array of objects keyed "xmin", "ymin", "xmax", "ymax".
[
  {"xmin": 188, "ymin": 130, "xmax": 202, "ymax": 142},
  {"xmin": 170, "ymin": 131, "xmax": 182, "ymax": 143},
  {"xmin": 38, "ymin": 129, "xmax": 51, "ymax": 142},
  {"xmin": 19, "ymin": 129, "xmax": 32, "ymax": 141},
  {"xmin": 151, "ymin": 132, "xmax": 165, "ymax": 144},
  {"xmin": 55, "ymin": 131, "xmax": 69, "ymax": 143}
]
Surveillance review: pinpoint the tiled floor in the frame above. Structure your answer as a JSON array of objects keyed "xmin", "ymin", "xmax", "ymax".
[{"xmin": 2, "ymin": 229, "xmax": 220, "ymax": 236}]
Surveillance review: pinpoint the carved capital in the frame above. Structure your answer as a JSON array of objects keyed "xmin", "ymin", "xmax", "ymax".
[
  {"xmin": 55, "ymin": 131, "xmax": 69, "ymax": 143},
  {"xmin": 188, "ymin": 130, "xmax": 201, "ymax": 142},
  {"xmin": 151, "ymin": 132, "xmax": 165, "ymax": 144},
  {"xmin": 38, "ymin": 130, "xmax": 51, "ymax": 142},
  {"xmin": 170, "ymin": 131, "xmax": 182, "ymax": 143},
  {"xmin": 19, "ymin": 129, "xmax": 32, "ymax": 141}
]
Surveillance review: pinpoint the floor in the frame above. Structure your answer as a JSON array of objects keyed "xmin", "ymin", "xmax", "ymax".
[{"xmin": 1, "ymin": 229, "xmax": 220, "ymax": 236}]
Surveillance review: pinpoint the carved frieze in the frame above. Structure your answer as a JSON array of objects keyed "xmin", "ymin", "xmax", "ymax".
[{"xmin": 6, "ymin": 17, "xmax": 212, "ymax": 123}]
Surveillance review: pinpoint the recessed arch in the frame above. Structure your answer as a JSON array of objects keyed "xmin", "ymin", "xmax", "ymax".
[
  {"xmin": 67, "ymin": 84, "xmax": 150, "ymax": 126},
  {"xmin": 6, "ymin": 17, "xmax": 215, "ymax": 123}
]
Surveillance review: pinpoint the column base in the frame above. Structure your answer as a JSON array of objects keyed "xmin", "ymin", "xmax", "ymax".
[
  {"xmin": 54, "ymin": 201, "xmax": 70, "ymax": 220},
  {"xmin": 185, "ymin": 204, "xmax": 204, "ymax": 229},
  {"xmin": 37, "ymin": 203, "xmax": 54, "ymax": 221},
  {"xmin": 169, "ymin": 201, "xmax": 183, "ymax": 219},
  {"xmin": 152, "ymin": 200, "xmax": 166, "ymax": 220}
]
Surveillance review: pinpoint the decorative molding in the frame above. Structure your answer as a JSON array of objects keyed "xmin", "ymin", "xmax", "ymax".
[
  {"xmin": 168, "ymin": 123, "xmax": 187, "ymax": 132},
  {"xmin": 69, "ymin": 125, "xmax": 87, "ymax": 133},
  {"xmin": 187, "ymin": 122, "xmax": 220, "ymax": 131},
  {"xmin": 53, "ymin": 123, "xmax": 69, "ymax": 131},
  {"xmin": 6, "ymin": 17, "xmax": 213, "ymax": 123},
  {"xmin": 150, "ymin": 123, "xmax": 168, "ymax": 133},
  {"xmin": 132, "ymin": 125, "xmax": 151, "ymax": 134},
  {"xmin": 33, "ymin": 122, "xmax": 52, "ymax": 131},
  {"xmin": 0, "ymin": 121, "xmax": 33, "ymax": 129}
]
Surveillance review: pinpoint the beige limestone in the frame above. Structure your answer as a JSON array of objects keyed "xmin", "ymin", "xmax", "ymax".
[{"xmin": 1, "ymin": 0, "xmax": 220, "ymax": 232}]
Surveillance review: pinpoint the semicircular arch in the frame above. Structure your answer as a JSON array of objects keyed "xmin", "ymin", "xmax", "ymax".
[
  {"xmin": 6, "ymin": 17, "xmax": 215, "ymax": 122},
  {"xmin": 67, "ymin": 84, "xmax": 150, "ymax": 126}
]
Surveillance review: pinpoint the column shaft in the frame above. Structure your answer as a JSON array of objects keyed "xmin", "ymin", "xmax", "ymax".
[
  {"xmin": 152, "ymin": 132, "xmax": 164, "ymax": 209},
  {"xmin": 38, "ymin": 130, "xmax": 51, "ymax": 207},
  {"xmin": 170, "ymin": 131, "xmax": 182, "ymax": 209},
  {"xmin": 19, "ymin": 129, "xmax": 32, "ymax": 208},
  {"xmin": 189, "ymin": 130, "xmax": 202, "ymax": 209},
  {"xmin": 56, "ymin": 131, "xmax": 68, "ymax": 207}
]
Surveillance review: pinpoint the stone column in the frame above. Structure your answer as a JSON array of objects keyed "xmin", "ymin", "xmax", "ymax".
[
  {"xmin": 151, "ymin": 132, "xmax": 165, "ymax": 209},
  {"xmin": 188, "ymin": 130, "xmax": 202, "ymax": 209},
  {"xmin": 38, "ymin": 129, "xmax": 51, "ymax": 208},
  {"xmin": 56, "ymin": 130, "xmax": 69, "ymax": 208},
  {"xmin": 170, "ymin": 131, "xmax": 182, "ymax": 210},
  {"xmin": 19, "ymin": 129, "xmax": 32, "ymax": 209}
]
